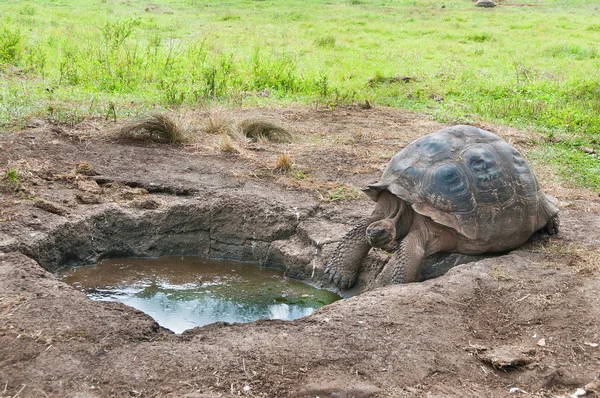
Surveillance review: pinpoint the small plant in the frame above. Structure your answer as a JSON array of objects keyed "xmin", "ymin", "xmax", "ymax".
[
  {"xmin": 275, "ymin": 153, "xmax": 293, "ymax": 172},
  {"xmin": 0, "ymin": 27, "xmax": 22, "ymax": 65},
  {"xmin": 314, "ymin": 74, "xmax": 329, "ymax": 99},
  {"xmin": 290, "ymin": 169, "xmax": 307, "ymax": 180},
  {"xmin": 101, "ymin": 17, "xmax": 141, "ymax": 51},
  {"xmin": 3, "ymin": 168, "xmax": 19, "ymax": 183},
  {"xmin": 240, "ymin": 119, "xmax": 293, "ymax": 143},
  {"xmin": 118, "ymin": 113, "xmax": 186, "ymax": 143}
]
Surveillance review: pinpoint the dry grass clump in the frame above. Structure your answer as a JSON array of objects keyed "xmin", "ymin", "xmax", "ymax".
[
  {"xmin": 219, "ymin": 134, "xmax": 239, "ymax": 153},
  {"xmin": 118, "ymin": 113, "xmax": 186, "ymax": 143},
  {"xmin": 239, "ymin": 119, "xmax": 293, "ymax": 143},
  {"xmin": 203, "ymin": 110, "xmax": 240, "ymax": 139},
  {"xmin": 275, "ymin": 153, "xmax": 293, "ymax": 172}
]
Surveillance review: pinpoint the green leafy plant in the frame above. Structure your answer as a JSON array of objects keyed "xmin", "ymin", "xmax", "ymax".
[{"xmin": 3, "ymin": 168, "xmax": 18, "ymax": 183}]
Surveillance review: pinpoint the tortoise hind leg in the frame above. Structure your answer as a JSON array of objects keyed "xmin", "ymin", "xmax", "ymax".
[
  {"xmin": 542, "ymin": 214, "xmax": 559, "ymax": 235},
  {"xmin": 539, "ymin": 193, "xmax": 560, "ymax": 235}
]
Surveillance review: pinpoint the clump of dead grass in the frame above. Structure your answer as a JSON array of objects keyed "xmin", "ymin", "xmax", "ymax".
[
  {"xmin": 219, "ymin": 134, "xmax": 239, "ymax": 153},
  {"xmin": 118, "ymin": 113, "xmax": 186, "ymax": 143},
  {"xmin": 274, "ymin": 153, "xmax": 293, "ymax": 172},
  {"xmin": 239, "ymin": 119, "xmax": 293, "ymax": 143},
  {"xmin": 203, "ymin": 110, "xmax": 240, "ymax": 139}
]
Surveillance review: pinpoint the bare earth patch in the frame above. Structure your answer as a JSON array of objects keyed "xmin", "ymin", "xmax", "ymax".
[{"xmin": 0, "ymin": 106, "xmax": 599, "ymax": 397}]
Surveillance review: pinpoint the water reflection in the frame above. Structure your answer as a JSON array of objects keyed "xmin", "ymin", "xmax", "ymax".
[{"xmin": 57, "ymin": 256, "xmax": 340, "ymax": 333}]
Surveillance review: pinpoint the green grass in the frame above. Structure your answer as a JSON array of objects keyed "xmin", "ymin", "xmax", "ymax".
[{"xmin": 1, "ymin": 0, "xmax": 600, "ymax": 191}]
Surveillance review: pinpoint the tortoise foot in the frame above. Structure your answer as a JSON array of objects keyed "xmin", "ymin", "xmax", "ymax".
[
  {"xmin": 323, "ymin": 263, "xmax": 357, "ymax": 291},
  {"xmin": 543, "ymin": 214, "xmax": 560, "ymax": 235}
]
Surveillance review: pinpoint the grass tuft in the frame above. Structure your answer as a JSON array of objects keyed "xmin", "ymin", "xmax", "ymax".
[
  {"xmin": 275, "ymin": 153, "xmax": 293, "ymax": 172},
  {"xmin": 203, "ymin": 111, "xmax": 239, "ymax": 139},
  {"xmin": 545, "ymin": 43, "xmax": 598, "ymax": 60},
  {"xmin": 118, "ymin": 113, "xmax": 186, "ymax": 143},
  {"xmin": 219, "ymin": 134, "xmax": 239, "ymax": 153},
  {"xmin": 315, "ymin": 35, "xmax": 336, "ymax": 48},
  {"xmin": 240, "ymin": 119, "xmax": 293, "ymax": 143}
]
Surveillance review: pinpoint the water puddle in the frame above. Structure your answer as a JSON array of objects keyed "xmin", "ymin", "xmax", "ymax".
[{"xmin": 56, "ymin": 256, "xmax": 340, "ymax": 333}]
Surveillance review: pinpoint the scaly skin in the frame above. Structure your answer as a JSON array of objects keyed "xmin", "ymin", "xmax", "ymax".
[
  {"xmin": 323, "ymin": 218, "xmax": 374, "ymax": 290},
  {"xmin": 391, "ymin": 231, "xmax": 426, "ymax": 284},
  {"xmin": 324, "ymin": 192, "xmax": 405, "ymax": 290},
  {"xmin": 325, "ymin": 193, "xmax": 461, "ymax": 290},
  {"xmin": 389, "ymin": 215, "xmax": 459, "ymax": 284},
  {"xmin": 544, "ymin": 215, "xmax": 560, "ymax": 236}
]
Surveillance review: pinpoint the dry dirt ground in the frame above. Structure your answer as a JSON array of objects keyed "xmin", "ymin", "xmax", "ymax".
[{"xmin": 0, "ymin": 106, "xmax": 599, "ymax": 398}]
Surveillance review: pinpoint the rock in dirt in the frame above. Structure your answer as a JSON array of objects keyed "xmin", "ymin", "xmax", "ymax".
[
  {"xmin": 465, "ymin": 344, "xmax": 536, "ymax": 369},
  {"xmin": 295, "ymin": 381, "xmax": 381, "ymax": 398},
  {"xmin": 33, "ymin": 198, "xmax": 69, "ymax": 216},
  {"xmin": 584, "ymin": 376, "xmax": 600, "ymax": 392},
  {"xmin": 74, "ymin": 161, "xmax": 98, "ymax": 176},
  {"xmin": 475, "ymin": 0, "xmax": 496, "ymax": 7},
  {"xmin": 133, "ymin": 197, "xmax": 162, "ymax": 209},
  {"xmin": 76, "ymin": 192, "xmax": 102, "ymax": 204}
]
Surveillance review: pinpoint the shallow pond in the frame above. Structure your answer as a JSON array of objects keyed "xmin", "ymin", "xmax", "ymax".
[{"xmin": 56, "ymin": 256, "xmax": 341, "ymax": 333}]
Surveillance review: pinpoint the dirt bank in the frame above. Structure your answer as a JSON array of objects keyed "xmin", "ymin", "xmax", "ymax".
[{"xmin": 1, "ymin": 106, "xmax": 599, "ymax": 397}]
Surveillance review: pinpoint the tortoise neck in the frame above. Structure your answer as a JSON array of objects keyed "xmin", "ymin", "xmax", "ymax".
[{"xmin": 394, "ymin": 201, "xmax": 414, "ymax": 241}]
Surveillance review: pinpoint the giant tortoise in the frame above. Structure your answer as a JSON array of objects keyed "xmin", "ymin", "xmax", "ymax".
[{"xmin": 324, "ymin": 125, "xmax": 559, "ymax": 290}]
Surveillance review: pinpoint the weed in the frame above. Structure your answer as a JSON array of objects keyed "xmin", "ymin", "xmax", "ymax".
[
  {"xmin": 240, "ymin": 119, "xmax": 293, "ymax": 143},
  {"xmin": 314, "ymin": 74, "xmax": 329, "ymax": 99},
  {"xmin": 290, "ymin": 169, "xmax": 307, "ymax": 180},
  {"xmin": 3, "ymin": 168, "xmax": 19, "ymax": 183},
  {"xmin": 0, "ymin": 27, "xmax": 22, "ymax": 65},
  {"xmin": 118, "ymin": 113, "xmax": 186, "ymax": 143},
  {"xmin": 101, "ymin": 17, "xmax": 141, "ymax": 51}
]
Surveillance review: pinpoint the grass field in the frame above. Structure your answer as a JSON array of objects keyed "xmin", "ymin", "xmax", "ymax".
[{"xmin": 1, "ymin": 0, "xmax": 599, "ymax": 191}]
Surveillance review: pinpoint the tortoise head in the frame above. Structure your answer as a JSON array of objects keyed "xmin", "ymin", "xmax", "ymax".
[
  {"xmin": 366, "ymin": 218, "xmax": 397, "ymax": 250},
  {"xmin": 364, "ymin": 189, "xmax": 410, "ymax": 251}
]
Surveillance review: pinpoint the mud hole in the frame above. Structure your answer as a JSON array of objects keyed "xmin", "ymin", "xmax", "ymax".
[{"xmin": 1, "ymin": 106, "xmax": 599, "ymax": 397}]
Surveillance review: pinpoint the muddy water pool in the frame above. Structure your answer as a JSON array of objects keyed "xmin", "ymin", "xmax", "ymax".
[{"xmin": 57, "ymin": 256, "xmax": 341, "ymax": 333}]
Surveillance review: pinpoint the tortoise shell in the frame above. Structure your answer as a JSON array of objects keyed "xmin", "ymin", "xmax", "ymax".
[{"xmin": 365, "ymin": 125, "xmax": 557, "ymax": 242}]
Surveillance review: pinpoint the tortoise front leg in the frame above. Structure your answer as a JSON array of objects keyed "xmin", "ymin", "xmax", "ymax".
[
  {"xmin": 324, "ymin": 218, "xmax": 373, "ymax": 290},
  {"xmin": 389, "ymin": 218, "xmax": 458, "ymax": 284},
  {"xmin": 390, "ymin": 229, "xmax": 427, "ymax": 284}
]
